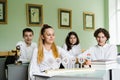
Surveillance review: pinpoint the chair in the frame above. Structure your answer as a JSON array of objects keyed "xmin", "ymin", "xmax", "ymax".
[
  {"xmin": 118, "ymin": 52, "xmax": 120, "ymax": 55},
  {"xmin": 0, "ymin": 51, "xmax": 20, "ymax": 80},
  {"xmin": 0, "ymin": 51, "xmax": 8, "ymax": 80},
  {"xmin": 0, "ymin": 57, "xmax": 6, "ymax": 80}
]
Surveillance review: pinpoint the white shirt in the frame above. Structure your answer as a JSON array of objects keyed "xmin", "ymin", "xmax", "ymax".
[
  {"xmin": 81, "ymin": 43, "xmax": 117, "ymax": 60},
  {"xmin": 63, "ymin": 43, "xmax": 81, "ymax": 57},
  {"xmin": 16, "ymin": 41, "xmax": 37, "ymax": 63},
  {"xmin": 29, "ymin": 46, "xmax": 72, "ymax": 80}
]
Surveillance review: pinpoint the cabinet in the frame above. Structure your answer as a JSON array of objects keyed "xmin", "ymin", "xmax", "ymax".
[{"xmin": 7, "ymin": 64, "xmax": 28, "ymax": 80}]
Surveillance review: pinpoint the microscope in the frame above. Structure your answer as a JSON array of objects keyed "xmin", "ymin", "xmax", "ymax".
[{"xmin": 12, "ymin": 45, "xmax": 22, "ymax": 65}]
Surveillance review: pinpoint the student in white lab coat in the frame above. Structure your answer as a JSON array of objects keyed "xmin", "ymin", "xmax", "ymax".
[
  {"xmin": 81, "ymin": 28, "xmax": 117, "ymax": 61},
  {"xmin": 29, "ymin": 24, "xmax": 73, "ymax": 80},
  {"xmin": 63, "ymin": 31, "xmax": 82, "ymax": 68},
  {"xmin": 16, "ymin": 28, "xmax": 37, "ymax": 63},
  {"xmin": 63, "ymin": 31, "xmax": 81, "ymax": 57}
]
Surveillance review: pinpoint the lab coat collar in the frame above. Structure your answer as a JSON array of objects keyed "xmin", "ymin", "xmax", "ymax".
[
  {"xmin": 43, "ymin": 46, "xmax": 52, "ymax": 53},
  {"xmin": 96, "ymin": 43, "xmax": 108, "ymax": 48}
]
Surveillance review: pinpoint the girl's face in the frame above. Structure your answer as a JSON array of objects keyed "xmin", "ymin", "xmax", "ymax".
[
  {"xmin": 69, "ymin": 34, "xmax": 77, "ymax": 45},
  {"xmin": 42, "ymin": 28, "xmax": 55, "ymax": 44},
  {"xmin": 23, "ymin": 32, "xmax": 33, "ymax": 45},
  {"xmin": 96, "ymin": 32, "xmax": 107, "ymax": 46}
]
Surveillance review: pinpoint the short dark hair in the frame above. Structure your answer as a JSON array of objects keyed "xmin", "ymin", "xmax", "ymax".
[
  {"xmin": 94, "ymin": 28, "xmax": 110, "ymax": 40},
  {"xmin": 23, "ymin": 28, "xmax": 34, "ymax": 37},
  {"xmin": 65, "ymin": 31, "xmax": 80, "ymax": 51}
]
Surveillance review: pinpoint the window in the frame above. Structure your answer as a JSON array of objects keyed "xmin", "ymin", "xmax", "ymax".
[
  {"xmin": 109, "ymin": 0, "xmax": 120, "ymax": 45},
  {"xmin": 116, "ymin": 0, "xmax": 120, "ymax": 44}
]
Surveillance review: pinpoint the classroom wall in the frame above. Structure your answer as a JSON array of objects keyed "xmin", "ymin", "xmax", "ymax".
[{"xmin": 0, "ymin": 0, "xmax": 105, "ymax": 51}]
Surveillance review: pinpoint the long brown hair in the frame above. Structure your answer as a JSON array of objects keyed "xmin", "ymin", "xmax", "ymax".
[{"xmin": 37, "ymin": 24, "xmax": 59, "ymax": 64}]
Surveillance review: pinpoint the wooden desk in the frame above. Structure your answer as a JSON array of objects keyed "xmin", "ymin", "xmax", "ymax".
[{"xmin": 0, "ymin": 51, "xmax": 15, "ymax": 56}]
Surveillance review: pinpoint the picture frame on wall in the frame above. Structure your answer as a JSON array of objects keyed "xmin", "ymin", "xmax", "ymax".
[
  {"xmin": 0, "ymin": 0, "xmax": 7, "ymax": 24},
  {"xmin": 83, "ymin": 12, "xmax": 95, "ymax": 30},
  {"xmin": 26, "ymin": 4, "xmax": 43, "ymax": 26},
  {"xmin": 58, "ymin": 8, "xmax": 72, "ymax": 29}
]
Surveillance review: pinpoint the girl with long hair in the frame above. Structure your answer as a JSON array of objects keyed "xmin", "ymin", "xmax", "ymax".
[
  {"xmin": 29, "ymin": 24, "xmax": 72, "ymax": 80},
  {"xmin": 63, "ymin": 31, "xmax": 82, "ymax": 57}
]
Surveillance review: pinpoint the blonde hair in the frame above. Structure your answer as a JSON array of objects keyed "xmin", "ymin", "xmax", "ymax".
[{"xmin": 37, "ymin": 24, "xmax": 59, "ymax": 64}]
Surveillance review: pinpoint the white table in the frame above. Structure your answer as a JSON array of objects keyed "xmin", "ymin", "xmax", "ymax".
[
  {"xmin": 34, "ymin": 70, "xmax": 109, "ymax": 80},
  {"xmin": 34, "ymin": 63, "xmax": 120, "ymax": 80}
]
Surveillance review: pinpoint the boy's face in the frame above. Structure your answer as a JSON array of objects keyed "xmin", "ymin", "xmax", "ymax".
[
  {"xmin": 23, "ymin": 31, "xmax": 33, "ymax": 45},
  {"xmin": 96, "ymin": 32, "xmax": 107, "ymax": 46}
]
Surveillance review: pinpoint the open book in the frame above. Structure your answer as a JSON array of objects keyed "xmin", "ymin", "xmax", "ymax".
[
  {"xmin": 33, "ymin": 68, "xmax": 95, "ymax": 78},
  {"xmin": 91, "ymin": 59, "xmax": 117, "ymax": 70},
  {"xmin": 91, "ymin": 59, "xmax": 117, "ymax": 65},
  {"xmin": 33, "ymin": 72, "xmax": 54, "ymax": 78}
]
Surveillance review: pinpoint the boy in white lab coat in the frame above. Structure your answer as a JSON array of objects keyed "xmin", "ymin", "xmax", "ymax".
[
  {"xmin": 78, "ymin": 28, "xmax": 118, "ymax": 68},
  {"xmin": 16, "ymin": 28, "xmax": 37, "ymax": 63}
]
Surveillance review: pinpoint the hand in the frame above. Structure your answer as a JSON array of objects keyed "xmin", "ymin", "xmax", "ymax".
[
  {"xmin": 56, "ymin": 58, "xmax": 61, "ymax": 64},
  {"xmin": 85, "ymin": 60, "xmax": 91, "ymax": 65},
  {"xmin": 62, "ymin": 57, "xmax": 69, "ymax": 64}
]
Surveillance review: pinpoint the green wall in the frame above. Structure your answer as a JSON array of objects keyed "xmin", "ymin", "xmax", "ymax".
[
  {"xmin": 104, "ymin": 0, "xmax": 109, "ymax": 30},
  {"xmin": 0, "ymin": 0, "xmax": 104, "ymax": 51}
]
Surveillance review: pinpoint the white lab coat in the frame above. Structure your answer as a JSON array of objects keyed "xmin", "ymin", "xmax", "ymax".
[
  {"xmin": 63, "ymin": 43, "xmax": 82, "ymax": 57},
  {"xmin": 16, "ymin": 41, "xmax": 37, "ymax": 63},
  {"xmin": 81, "ymin": 43, "xmax": 117, "ymax": 60},
  {"xmin": 29, "ymin": 46, "xmax": 73, "ymax": 80}
]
